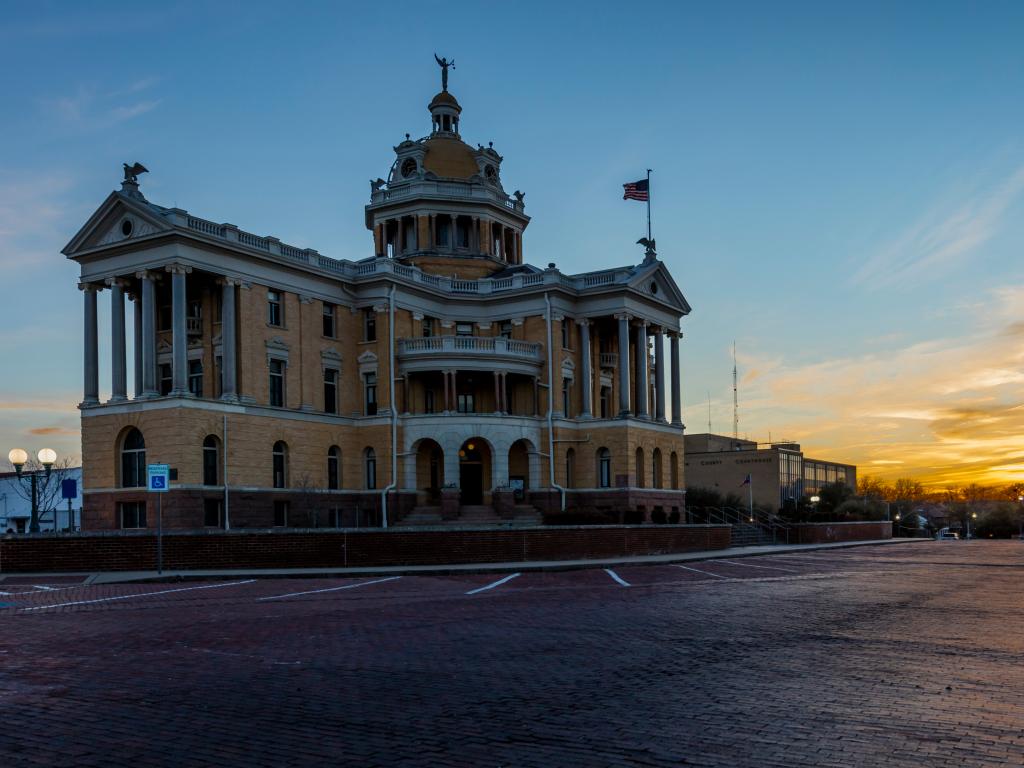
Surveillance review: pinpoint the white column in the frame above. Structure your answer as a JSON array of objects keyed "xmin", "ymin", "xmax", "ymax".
[
  {"xmin": 670, "ymin": 332, "xmax": 682, "ymax": 427},
  {"xmin": 635, "ymin": 320, "xmax": 649, "ymax": 418},
  {"xmin": 578, "ymin": 319, "xmax": 592, "ymax": 418},
  {"xmin": 80, "ymin": 284, "xmax": 100, "ymax": 406},
  {"xmin": 220, "ymin": 277, "xmax": 238, "ymax": 401},
  {"xmin": 167, "ymin": 264, "xmax": 191, "ymax": 396},
  {"xmin": 616, "ymin": 313, "xmax": 631, "ymax": 416},
  {"xmin": 137, "ymin": 271, "xmax": 159, "ymax": 397},
  {"xmin": 132, "ymin": 292, "xmax": 143, "ymax": 398},
  {"xmin": 655, "ymin": 328, "xmax": 666, "ymax": 422},
  {"xmin": 106, "ymin": 278, "xmax": 128, "ymax": 402}
]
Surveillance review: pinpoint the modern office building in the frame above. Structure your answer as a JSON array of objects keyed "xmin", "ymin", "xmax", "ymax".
[
  {"xmin": 683, "ymin": 433, "xmax": 856, "ymax": 511},
  {"xmin": 65, "ymin": 64, "xmax": 691, "ymax": 530}
]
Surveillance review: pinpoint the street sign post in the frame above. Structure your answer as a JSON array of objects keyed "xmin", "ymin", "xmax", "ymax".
[
  {"xmin": 61, "ymin": 479, "xmax": 77, "ymax": 533},
  {"xmin": 147, "ymin": 464, "xmax": 170, "ymax": 574}
]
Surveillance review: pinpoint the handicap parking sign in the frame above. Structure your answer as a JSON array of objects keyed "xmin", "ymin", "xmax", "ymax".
[{"xmin": 147, "ymin": 464, "xmax": 170, "ymax": 493}]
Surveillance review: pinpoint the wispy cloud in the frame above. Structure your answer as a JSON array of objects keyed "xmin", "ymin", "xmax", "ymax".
[
  {"xmin": 854, "ymin": 164, "xmax": 1024, "ymax": 288},
  {"xmin": 40, "ymin": 77, "xmax": 162, "ymax": 129},
  {"xmin": 0, "ymin": 171, "xmax": 75, "ymax": 271},
  {"xmin": 28, "ymin": 427, "xmax": 79, "ymax": 437},
  {"xmin": 713, "ymin": 284, "xmax": 1024, "ymax": 488}
]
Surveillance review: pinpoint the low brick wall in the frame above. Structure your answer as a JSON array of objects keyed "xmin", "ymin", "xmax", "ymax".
[
  {"xmin": 790, "ymin": 521, "xmax": 892, "ymax": 544},
  {"xmin": 0, "ymin": 525, "xmax": 731, "ymax": 573}
]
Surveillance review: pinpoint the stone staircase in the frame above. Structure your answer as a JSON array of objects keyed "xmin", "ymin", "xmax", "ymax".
[{"xmin": 396, "ymin": 504, "xmax": 543, "ymax": 527}]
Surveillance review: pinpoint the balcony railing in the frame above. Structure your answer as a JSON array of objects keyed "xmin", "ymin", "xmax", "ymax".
[
  {"xmin": 397, "ymin": 336, "xmax": 542, "ymax": 361},
  {"xmin": 599, "ymin": 352, "xmax": 618, "ymax": 368},
  {"xmin": 186, "ymin": 317, "xmax": 202, "ymax": 335}
]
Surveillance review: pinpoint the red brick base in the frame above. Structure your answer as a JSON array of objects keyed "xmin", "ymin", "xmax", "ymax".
[
  {"xmin": 790, "ymin": 521, "xmax": 892, "ymax": 544},
  {"xmin": 0, "ymin": 525, "xmax": 730, "ymax": 573}
]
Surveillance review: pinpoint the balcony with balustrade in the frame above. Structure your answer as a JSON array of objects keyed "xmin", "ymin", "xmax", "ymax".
[{"xmin": 396, "ymin": 335, "xmax": 543, "ymax": 375}]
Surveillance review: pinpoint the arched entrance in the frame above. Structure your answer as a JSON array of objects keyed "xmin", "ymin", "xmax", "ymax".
[
  {"xmin": 458, "ymin": 438, "xmax": 491, "ymax": 505},
  {"xmin": 508, "ymin": 439, "xmax": 532, "ymax": 501},
  {"xmin": 415, "ymin": 439, "xmax": 444, "ymax": 503}
]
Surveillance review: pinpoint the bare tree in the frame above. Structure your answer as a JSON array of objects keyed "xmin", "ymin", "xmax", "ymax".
[{"xmin": 8, "ymin": 457, "xmax": 77, "ymax": 517}]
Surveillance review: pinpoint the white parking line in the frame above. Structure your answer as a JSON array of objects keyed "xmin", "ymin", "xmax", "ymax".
[
  {"xmin": 718, "ymin": 559, "xmax": 799, "ymax": 572},
  {"xmin": 465, "ymin": 572, "xmax": 521, "ymax": 595},
  {"xmin": 257, "ymin": 576, "xmax": 402, "ymax": 602},
  {"xmin": 605, "ymin": 569, "xmax": 631, "ymax": 587},
  {"xmin": 32, "ymin": 585, "xmax": 58, "ymax": 591},
  {"xmin": 675, "ymin": 564, "xmax": 730, "ymax": 579},
  {"xmin": 21, "ymin": 580, "xmax": 257, "ymax": 611}
]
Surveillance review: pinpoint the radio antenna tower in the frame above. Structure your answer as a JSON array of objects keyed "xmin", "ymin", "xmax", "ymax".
[
  {"xmin": 732, "ymin": 341, "xmax": 739, "ymax": 442},
  {"xmin": 707, "ymin": 391, "xmax": 712, "ymax": 433}
]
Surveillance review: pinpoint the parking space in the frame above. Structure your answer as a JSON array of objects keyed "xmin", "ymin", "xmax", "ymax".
[{"xmin": 8, "ymin": 541, "xmax": 1024, "ymax": 767}]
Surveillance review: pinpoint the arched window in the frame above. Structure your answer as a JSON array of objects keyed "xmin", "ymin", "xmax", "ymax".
[
  {"xmin": 273, "ymin": 441, "xmax": 288, "ymax": 489},
  {"xmin": 670, "ymin": 451, "xmax": 680, "ymax": 490},
  {"xmin": 597, "ymin": 447, "xmax": 611, "ymax": 489},
  {"xmin": 364, "ymin": 447, "xmax": 377, "ymax": 490},
  {"xmin": 202, "ymin": 435, "xmax": 219, "ymax": 486},
  {"xmin": 565, "ymin": 447, "xmax": 576, "ymax": 488},
  {"xmin": 327, "ymin": 445, "xmax": 341, "ymax": 490},
  {"xmin": 120, "ymin": 428, "xmax": 146, "ymax": 488},
  {"xmin": 652, "ymin": 448, "xmax": 663, "ymax": 489},
  {"xmin": 635, "ymin": 447, "xmax": 645, "ymax": 488}
]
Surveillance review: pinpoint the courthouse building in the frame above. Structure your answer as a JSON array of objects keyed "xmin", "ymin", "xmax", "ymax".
[
  {"xmin": 683, "ymin": 433, "xmax": 857, "ymax": 511},
  {"xmin": 64, "ymin": 67, "xmax": 691, "ymax": 530}
]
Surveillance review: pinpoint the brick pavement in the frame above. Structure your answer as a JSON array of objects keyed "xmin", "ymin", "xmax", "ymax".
[{"xmin": 2, "ymin": 541, "xmax": 1023, "ymax": 767}]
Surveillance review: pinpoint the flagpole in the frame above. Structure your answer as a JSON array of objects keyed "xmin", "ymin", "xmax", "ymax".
[{"xmin": 646, "ymin": 168, "xmax": 652, "ymax": 242}]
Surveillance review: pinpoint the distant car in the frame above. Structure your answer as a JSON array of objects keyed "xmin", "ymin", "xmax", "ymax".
[{"xmin": 937, "ymin": 531, "xmax": 959, "ymax": 540}]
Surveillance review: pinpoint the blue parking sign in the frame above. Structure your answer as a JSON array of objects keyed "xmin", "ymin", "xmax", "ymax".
[
  {"xmin": 147, "ymin": 464, "xmax": 170, "ymax": 493},
  {"xmin": 61, "ymin": 478, "xmax": 77, "ymax": 500}
]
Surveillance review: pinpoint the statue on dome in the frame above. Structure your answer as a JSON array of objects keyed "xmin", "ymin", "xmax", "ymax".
[{"xmin": 434, "ymin": 53, "xmax": 455, "ymax": 91}]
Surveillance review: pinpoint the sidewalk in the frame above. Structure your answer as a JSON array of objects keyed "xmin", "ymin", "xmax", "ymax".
[{"xmin": 46, "ymin": 537, "xmax": 927, "ymax": 585}]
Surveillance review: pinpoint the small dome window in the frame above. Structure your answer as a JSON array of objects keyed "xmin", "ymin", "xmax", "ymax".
[
  {"xmin": 400, "ymin": 158, "xmax": 417, "ymax": 178},
  {"xmin": 121, "ymin": 219, "xmax": 133, "ymax": 237}
]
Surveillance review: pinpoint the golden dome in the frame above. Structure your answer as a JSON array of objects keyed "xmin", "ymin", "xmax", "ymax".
[
  {"xmin": 421, "ymin": 136, "xmax": 479, "ymax": 179},
  {"xmin": 428, "ymin": 90, "xmax": 462, "ymax": 111}
]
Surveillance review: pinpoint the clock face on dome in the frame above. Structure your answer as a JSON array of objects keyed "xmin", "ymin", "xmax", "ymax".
[
  {"xmin": 401, "ymin": 158, "xmax": 417, "ymax": 178},
  {"xmin": 484, "ymin": 164, "xmax": 497, "ymax": 182}
]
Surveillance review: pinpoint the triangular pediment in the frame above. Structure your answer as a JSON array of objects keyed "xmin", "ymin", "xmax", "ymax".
[
  {"xmin": 628, "ymin": 260, "xmax": 692, "ymax": 315},
  {"xmin": 63, "ymin": 191, "xmax": 173, "ymax": 258}
]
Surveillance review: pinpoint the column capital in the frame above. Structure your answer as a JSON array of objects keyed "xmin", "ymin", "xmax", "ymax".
[
  {"xmin": 78, "ymin": 282, "xmax": 103, "ymax": 293},
  {"xmin": 164, "ymin": 263, "xmax": 192, "ymax": 276},
  {"xmin": 631, "ymin": 317, "xmax": 649, "ymax": 328},
  {"xmin": 217, "ymin": 275, "xmax": 243, "ymax": 287},
  {"xmin": 574, "ymin": 318, "xmax": 591, "ymax": 327},
  {"xmin": 105, "ymin": 277, "xmax": 131, "ymax": 290},
  {"xmin": 613, "ymin": 312, "xmax": 632, "ymax": 322},
  {"xmin": 134, "ymin": 269, "xmax": 161, "ymax": 282}
]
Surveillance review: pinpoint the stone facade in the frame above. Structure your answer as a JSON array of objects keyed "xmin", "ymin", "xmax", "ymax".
[{"xmin": 65, "ymin": 67, "xmax": 691, "ymax": 530}]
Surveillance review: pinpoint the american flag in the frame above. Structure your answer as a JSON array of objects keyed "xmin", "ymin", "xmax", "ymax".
[{"xmin": 622, "ymin": 178, "xmax": 649, "ymax": 201}]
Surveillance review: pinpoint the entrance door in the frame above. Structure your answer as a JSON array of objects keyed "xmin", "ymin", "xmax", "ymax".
[{"xmin": 458, "ymin": 439, "xmax": 486, "ymax": 504}]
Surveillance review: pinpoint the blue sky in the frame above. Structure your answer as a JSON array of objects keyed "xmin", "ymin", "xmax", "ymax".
[{"xmin": 1, "ymin": 1, "xmax": 1023, "ymax": 486}]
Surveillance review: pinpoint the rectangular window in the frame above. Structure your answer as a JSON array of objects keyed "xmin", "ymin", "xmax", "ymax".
[
  {"xmin": 329, "ymin": 507, "xmax": 342, "ymax": 528},
  {"xmin": 268, "ymin": 290, "xmax": 283, "ymax": 326},
  {"xmin": 203, "ymin": 498, "xmax": 222, "ymax": 528},
  {"xmin": 561, "ymin": 321, "xmax": 571, "ymax": 349},
  {"xmin": 203, "ymin": 444, "xmax": 218, "ymax": 486},
  {"xmin": 363, "ymin": 308, "xmax": 376, "ymax": 341},
  {"xmin": 188, "ymin": 360, "xmax": 203, "ymax": 397},
  {"xmin": 322, "ymin": 302, "xmax": 336, "ymax": 338},
  {"xmin": 273, "ymin": 500, "xmax": 289, "ymax": 527},
  {"xmin": 500, "ymin": 321, "xmax": 512, "ymax": 339},
  {"xmin": 159, "ymin": 363, "xmax": 172, "ymax": 396},
  {"xmin": 600, "ymin": 386, "xmax": 611, "ymax": 419},
  {"xmin": 158, "ymin": 305, "xmax": 172, "ymax": 332},
  {"xmin": 424, "ymin": 389, "xmax": 435, "ymax": 414},
  {"xmin": 119, "ymin": 501, "xmax": 147, "ymax": 529},
  {"xmin": 457, "ymin": 392, "xmax": 475, "ymax": 413},
  {"xmin": 324, "ymin": 368, "xmax": 338, "ymax": 414},
  {"xmin": 562, "ymin": 378, "xmax": 571, "ymax": 417},
  {"xmin": 422, "ymin": 316, "xmax": 433, "ymax": 338},
  {"xmin": 364, "ymin": 372, "xmax": 378, "ymax": 415},
  {"xmin": 455, "ymin": 323, "xmax": 473, "ymax": 337},
  {"xmin": 216, "ymin": 356, "xmax": 223, "ymax": 397},
  {"xmin": 269, "ymin": 359, "xmax": 285, "ymax": 407}
]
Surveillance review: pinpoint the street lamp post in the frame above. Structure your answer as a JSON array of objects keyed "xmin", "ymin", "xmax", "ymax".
[
  {"xmin": 967, "ymin": 511, "xmax": 977, "ymax": 540},
  {"xmin": 7, "ymin": 448, "xmax": 57, "ymax": 533}
]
